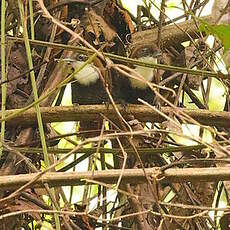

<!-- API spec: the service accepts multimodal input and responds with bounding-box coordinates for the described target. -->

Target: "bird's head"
[66,54,100,86]
[131,44,161,59]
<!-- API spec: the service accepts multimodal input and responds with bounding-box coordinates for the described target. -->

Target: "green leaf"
[199,19,230,51]
[199,19,215,35]
[212,24,230,51]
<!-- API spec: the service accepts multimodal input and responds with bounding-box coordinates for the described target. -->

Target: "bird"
[120,43,161,104]
[70,53,110,105]
[68,53,114,138]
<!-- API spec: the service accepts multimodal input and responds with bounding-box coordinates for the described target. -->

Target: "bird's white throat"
[129,56,157,90]
[72,61,100,86]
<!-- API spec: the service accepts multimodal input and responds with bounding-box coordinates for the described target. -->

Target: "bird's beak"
[54,58,77,63]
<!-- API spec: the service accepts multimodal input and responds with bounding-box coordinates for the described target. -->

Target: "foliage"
[200,19,230,51]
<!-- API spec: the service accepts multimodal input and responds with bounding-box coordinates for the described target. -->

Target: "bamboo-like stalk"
[28,0,35,40]
[17,1,61,228]
[10,141,224,157]
[8,37,225,79]
[17,0,49,180]
[0,0,6,158]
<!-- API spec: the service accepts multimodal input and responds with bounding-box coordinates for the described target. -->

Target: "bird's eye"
[142,47,149,52]
[78,54,88,61]
[99,34,105,42]
[138,47,149,57]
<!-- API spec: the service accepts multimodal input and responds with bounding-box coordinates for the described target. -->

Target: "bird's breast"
[72,61,100,86]
[129,56,157,90]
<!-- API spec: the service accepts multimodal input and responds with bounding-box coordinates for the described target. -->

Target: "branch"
[3,105,230,127]
[8,37,221,78]
[131,15,214,47]
[1,167,230,190]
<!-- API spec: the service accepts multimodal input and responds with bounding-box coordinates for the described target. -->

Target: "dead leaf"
[82,9,117,45]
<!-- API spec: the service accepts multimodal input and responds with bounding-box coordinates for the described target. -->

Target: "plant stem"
[17,1,61,229]
[0,0,6,159]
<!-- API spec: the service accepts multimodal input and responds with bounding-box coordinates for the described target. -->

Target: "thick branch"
[131,15,214,47]
[1,167,230,190]
[3,105,230,128]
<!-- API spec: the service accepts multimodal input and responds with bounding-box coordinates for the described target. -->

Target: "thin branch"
[8,37,227,79]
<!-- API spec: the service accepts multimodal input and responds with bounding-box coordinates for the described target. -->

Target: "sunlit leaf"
[200,19,230,51]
